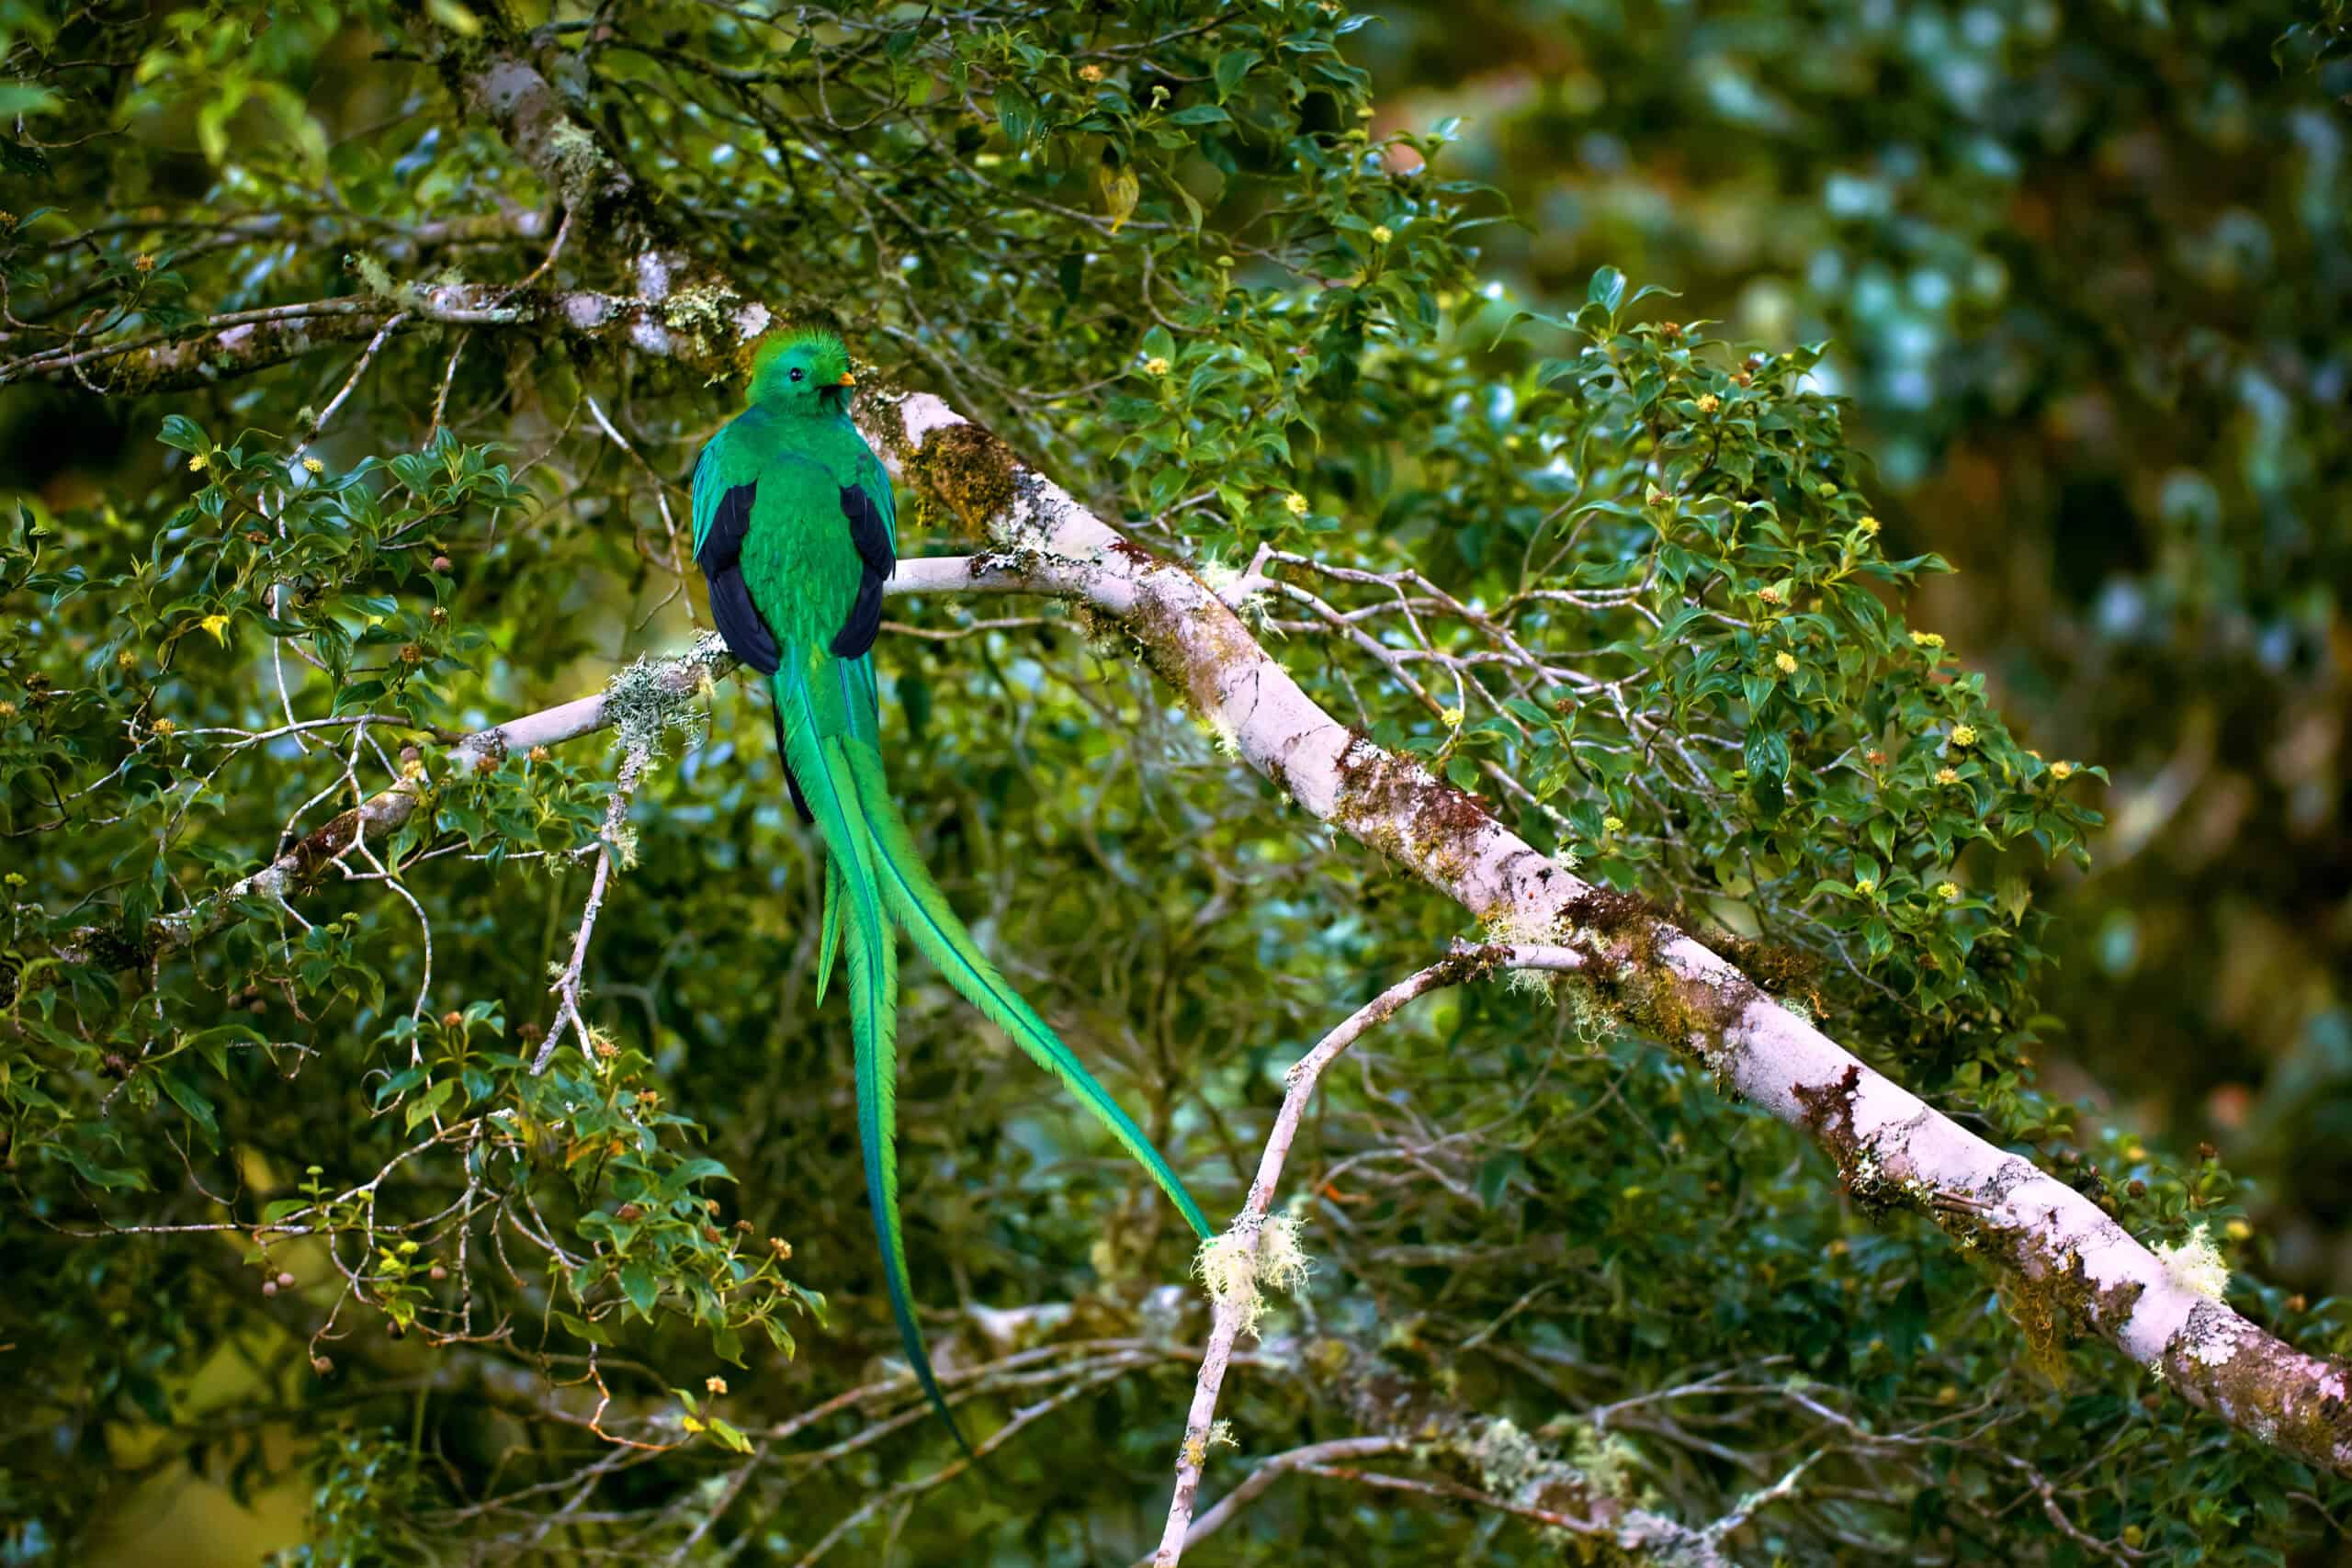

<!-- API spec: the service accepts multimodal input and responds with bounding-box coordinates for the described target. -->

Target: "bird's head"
[746,330,856,412]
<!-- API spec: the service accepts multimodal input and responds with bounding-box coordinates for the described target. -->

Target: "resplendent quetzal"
[690,330,1212,1450]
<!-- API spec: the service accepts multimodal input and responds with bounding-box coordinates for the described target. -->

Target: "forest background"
[3,1,2350,1564]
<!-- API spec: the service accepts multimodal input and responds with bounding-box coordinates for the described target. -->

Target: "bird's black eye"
[789,367,805,383]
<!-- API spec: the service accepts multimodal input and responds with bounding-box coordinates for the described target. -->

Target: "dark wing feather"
[695,482,781,675]
[828,482,897,659]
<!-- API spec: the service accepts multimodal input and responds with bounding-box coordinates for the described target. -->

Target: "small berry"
[429,1264,447,1280]
[431,555,452,573]
[262,1280,278,1297]
[616,1203,643,1222]
[441,1010,463,1030]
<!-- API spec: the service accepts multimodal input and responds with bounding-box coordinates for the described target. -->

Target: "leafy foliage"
[1,2,2346,1564]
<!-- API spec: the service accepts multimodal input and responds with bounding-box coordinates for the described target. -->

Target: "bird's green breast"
[718,411,880,651]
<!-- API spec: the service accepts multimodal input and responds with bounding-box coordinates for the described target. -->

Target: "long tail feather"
[814,858,844,1007]
[772,667,976,1458]
[840,741,1213,1240]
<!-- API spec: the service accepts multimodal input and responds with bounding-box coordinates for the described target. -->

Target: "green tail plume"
[840,744,1212,1240]
[773,651,1212,1458]
[772,665,974,1457]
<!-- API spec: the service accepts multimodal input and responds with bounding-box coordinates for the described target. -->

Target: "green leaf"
[620,1260,659,1317]
[1214,50,1259,98]
[159,1069,220,1145]
[1587,265,1626,313]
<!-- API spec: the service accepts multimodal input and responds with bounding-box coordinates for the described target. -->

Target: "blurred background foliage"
[1354,0,2352,1280]
[1,1,2349,1564]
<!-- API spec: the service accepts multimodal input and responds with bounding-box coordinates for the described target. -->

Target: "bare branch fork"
[1151,942,1589,1566]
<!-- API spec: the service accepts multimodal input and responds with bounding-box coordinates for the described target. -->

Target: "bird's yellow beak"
[836,370,856,387]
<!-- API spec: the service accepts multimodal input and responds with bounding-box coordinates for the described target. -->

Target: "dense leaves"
[2,2,2346,1565]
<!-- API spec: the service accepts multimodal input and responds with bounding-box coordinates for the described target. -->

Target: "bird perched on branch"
[690,330,1212,1451]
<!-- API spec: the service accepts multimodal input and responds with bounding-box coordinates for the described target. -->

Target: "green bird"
[690,330,1212,1451]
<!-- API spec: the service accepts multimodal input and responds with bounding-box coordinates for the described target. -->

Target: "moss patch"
[907,421,1018,532]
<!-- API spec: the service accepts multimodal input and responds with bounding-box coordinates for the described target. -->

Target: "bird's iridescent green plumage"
[691,331,1210,1453]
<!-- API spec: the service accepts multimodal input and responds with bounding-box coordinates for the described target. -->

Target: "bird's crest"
[746,328,853,405]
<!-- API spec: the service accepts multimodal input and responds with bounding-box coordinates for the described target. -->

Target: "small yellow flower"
[1144,355,1170,378]
[152,717,177,739]
[2050,760,2075,781]
[1817,481,1838,498]
[1909,629,1945,649]
[0,211,16,228]
[1936,766,1959,785]
[133,254,156,273]
[1601,815,1624,834]
[0,701,16,720]
[1936,881,1960,902]
[1283,492,1308,517]
[1854,877,1876,895]
[1077,63,1104,82]
[1369,224,1393,245]
[199,614,231,644]
[302,457,324,475]
[2223,1218,2252,1241]
[1857,515,1881,536]
[705,1375,729,1396]
[1695,393,1719,413]
[1950,725,1977,748]
[1440,705,1464,728]
[1757,585,1783,605]
[115,649,138,670]
[187,453,208,472]
[1774,651,1798,675]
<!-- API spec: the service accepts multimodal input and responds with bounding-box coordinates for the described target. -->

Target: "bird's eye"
[789,367,805,383]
